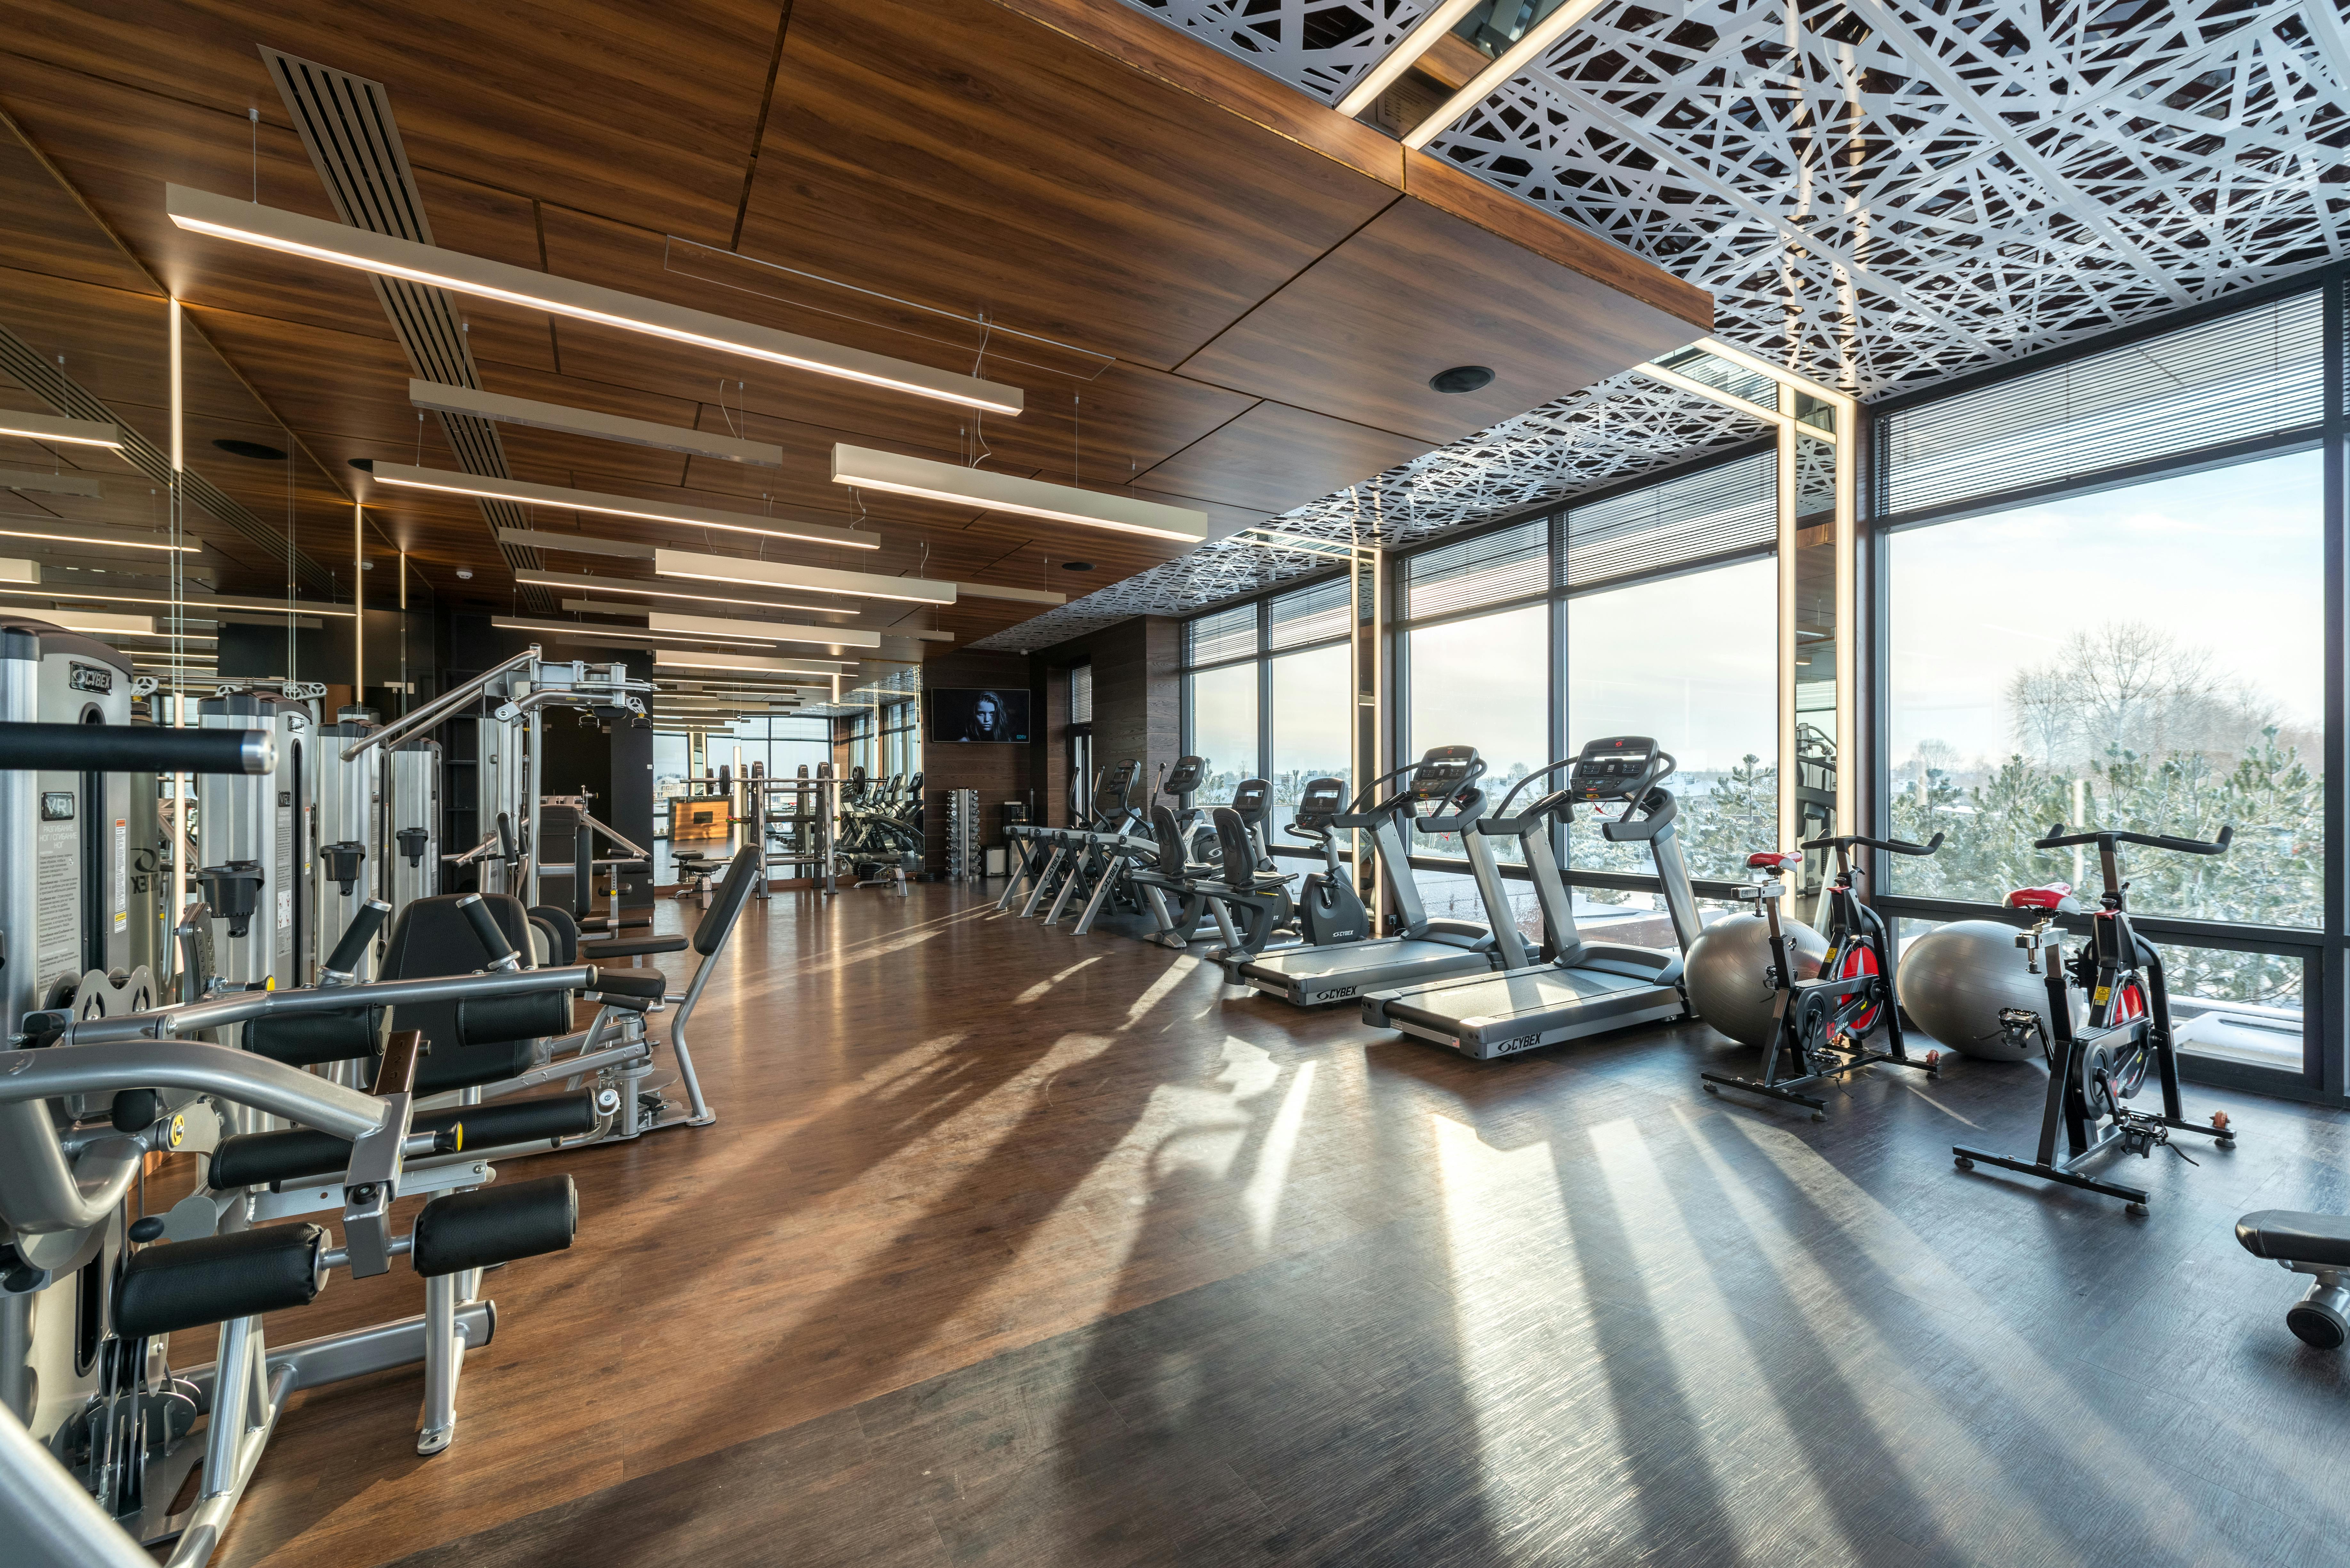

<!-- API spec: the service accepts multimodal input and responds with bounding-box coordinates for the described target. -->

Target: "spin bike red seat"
[2005,884,2079,912]
[1747,852,1802,870]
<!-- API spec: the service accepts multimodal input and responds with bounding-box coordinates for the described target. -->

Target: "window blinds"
[1881,288,2325,520]
[1184,601,1259,668]
[1565,451,1776,591]
[1269,576,1351,649]
[1069,663,1092,725]
[1402,518,1547,621]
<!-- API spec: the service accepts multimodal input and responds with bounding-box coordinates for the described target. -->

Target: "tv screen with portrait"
[928,687,1031,744]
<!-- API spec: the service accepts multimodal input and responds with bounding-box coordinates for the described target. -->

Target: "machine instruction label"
[113,817,128,933]
[35,788,79,1003]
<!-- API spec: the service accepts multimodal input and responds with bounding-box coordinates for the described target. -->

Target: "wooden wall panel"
[916,650,1033,873]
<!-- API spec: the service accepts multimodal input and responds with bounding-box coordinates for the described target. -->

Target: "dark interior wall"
[1028,616,1181,826]
[917,650,1035,873]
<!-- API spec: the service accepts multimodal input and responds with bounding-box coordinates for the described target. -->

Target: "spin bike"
[1702,830,1944,1118]
[1953,823,2238,1213]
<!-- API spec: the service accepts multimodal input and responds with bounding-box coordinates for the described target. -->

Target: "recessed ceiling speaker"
[349,458,375,472]
[1429,365,1494,394]
[212,438,287,461]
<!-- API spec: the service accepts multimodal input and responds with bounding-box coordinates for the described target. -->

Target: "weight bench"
[2236,1209,2350,1348]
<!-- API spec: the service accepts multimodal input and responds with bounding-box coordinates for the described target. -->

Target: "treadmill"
[1232,745,1525,1006]
[1362,736,1702,1060]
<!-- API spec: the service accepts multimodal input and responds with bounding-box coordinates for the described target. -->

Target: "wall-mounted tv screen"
[928,687,1030,744]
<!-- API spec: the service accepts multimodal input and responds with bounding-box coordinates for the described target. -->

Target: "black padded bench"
[2237,1208,2350,1348]
[211,1094,601,1190]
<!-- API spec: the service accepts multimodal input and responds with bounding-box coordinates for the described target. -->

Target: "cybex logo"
[68,661,113,694]
[1320,986,1357,1000]
[1495,1035,1544,1053]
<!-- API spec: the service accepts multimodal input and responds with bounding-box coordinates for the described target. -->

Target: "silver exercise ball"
[1895,919,2075,1061]
[1685,913,1828,1048]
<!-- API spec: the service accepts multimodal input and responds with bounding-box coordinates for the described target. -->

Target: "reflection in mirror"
[1793,429,1837,902]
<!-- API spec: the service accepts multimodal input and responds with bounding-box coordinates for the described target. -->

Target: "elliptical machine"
[1701,831,1943,1119]
[1952,822,2239,1213]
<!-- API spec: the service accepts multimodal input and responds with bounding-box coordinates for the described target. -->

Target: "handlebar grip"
[495,812,517,860]
[454,893,515,963]
[324,899,393,975]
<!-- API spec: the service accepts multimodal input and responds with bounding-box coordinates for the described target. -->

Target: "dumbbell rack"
[945,788,983,883]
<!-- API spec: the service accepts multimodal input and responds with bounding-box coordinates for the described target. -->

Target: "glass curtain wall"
[1876,281,2339,1091]
[1182,587,1356,811]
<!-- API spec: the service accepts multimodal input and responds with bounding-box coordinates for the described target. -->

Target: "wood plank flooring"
[201,883,2350,1568]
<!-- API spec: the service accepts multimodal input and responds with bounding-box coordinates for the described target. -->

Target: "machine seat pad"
[210,1094,599,1190]
[416,1035,539,1095]
[2236,1210,2350,1268]
[2006,884,2079,912]
[590,971,668,999]
[116,1222,326,1338]
[580,935,689,959]
[412,1175,578,1277]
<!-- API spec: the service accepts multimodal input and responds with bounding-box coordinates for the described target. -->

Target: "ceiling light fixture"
[1401,0,1608,150]
[830,444,1206,543]
[652,548,956,606]
[0,528,199,554]
[1429,365,1494,393]
[409,380,784,465]
[1333,0,1487,116]
[954,580,1067,605]
[367,462,878,550]
[489,616,777,649]
[0,583,354,617]
[36,612,156,637]
[166,185,1025,415]
[0,467,103,498]
[518,569,849,616]
[647,611,880,649]
[652,648,849,677]
[0,411,123,450]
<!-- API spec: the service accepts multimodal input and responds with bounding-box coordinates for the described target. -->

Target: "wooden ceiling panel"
[1179,196,1704,446]
[0,59,401,336]
[952,360,1260,486]
[1132,402,1428,516]
[2,2,783,244]
[0,118,160,299]
[737,0,1400,370]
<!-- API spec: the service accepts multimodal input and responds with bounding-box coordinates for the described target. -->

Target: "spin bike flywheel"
[2077,982,2152,1121]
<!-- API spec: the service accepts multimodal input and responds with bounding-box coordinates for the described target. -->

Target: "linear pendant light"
[518,570,847,617]
[166,186,1024,415]
[0,527,198,554]
[647,611,879,649]
[410,380,784,465]
[653,648,849,677]
[0,410,123,449]
[652,547,956,606]
[368,462,877,550]
[830,444,1207,543]
[1401,0,1607,150]
[489,615,777,649]
[1333,0,1487,116]
[0,467,104,497]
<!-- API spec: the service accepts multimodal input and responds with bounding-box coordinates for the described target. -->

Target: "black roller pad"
[209,1094,601,1189]
[580,936,689,960]
[591,971,668,999]
[412,1175,578,1278]
[456,989,573,1048]
[248,1008,383,1068]
[414,1036,537,1096]
[116,1223,326,1338]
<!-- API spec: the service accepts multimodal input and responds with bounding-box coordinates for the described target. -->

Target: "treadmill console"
[1568,737,1662,802]
[1163,755,1206,795]
[1406,746,1480,802]
[1294,776,1347,827]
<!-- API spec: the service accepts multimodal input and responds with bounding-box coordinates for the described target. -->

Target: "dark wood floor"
[204,883,2350,1568]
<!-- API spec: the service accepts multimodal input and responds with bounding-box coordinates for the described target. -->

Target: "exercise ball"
[1685,913,1828,1048]
[1895,920,2075,1060]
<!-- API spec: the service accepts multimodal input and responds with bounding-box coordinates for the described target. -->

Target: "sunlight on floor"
[1243,1060,1316,1249]
[1014,955,1103,1005]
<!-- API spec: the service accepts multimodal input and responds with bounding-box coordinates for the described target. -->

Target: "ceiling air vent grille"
[262,45,547,608]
